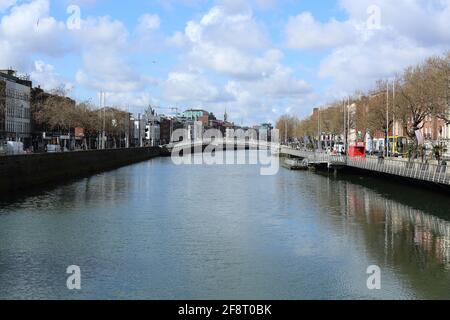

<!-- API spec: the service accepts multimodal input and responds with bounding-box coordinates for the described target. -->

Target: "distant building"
[259,123,273,141]
[145,123,160,146]
[145,108,161,146]
[160,116,184,145]
[182,109,210,125]
[443,122,450,157]
[421,115,445,141]
[145,122,160,146]
[0,70,32,148]
[193,121,203,141]
[130,114,147,147]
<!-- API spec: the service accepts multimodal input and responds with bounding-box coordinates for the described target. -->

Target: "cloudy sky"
[1,0,450,125]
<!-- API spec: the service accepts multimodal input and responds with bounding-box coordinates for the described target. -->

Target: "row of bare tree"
[32,88,131,148]
[277,52,450,149]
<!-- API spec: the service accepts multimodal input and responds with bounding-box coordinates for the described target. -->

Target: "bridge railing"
[348,156,450,185]
[280,148,345,164]
[280,147,450,185]
[309,153,347,164]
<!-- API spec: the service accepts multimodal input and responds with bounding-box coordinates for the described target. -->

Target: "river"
[1,151,450,299]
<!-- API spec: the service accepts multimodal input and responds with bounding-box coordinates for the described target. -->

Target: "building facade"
[0,70,32,148]
[182,109,210,125]
[259,123,274,141]
[160,116,184,144]
[444,122,450,157]
[145,122,161,146]
[131,115,147,147]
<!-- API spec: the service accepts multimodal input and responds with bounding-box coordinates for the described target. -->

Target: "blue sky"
[2,0,450,125]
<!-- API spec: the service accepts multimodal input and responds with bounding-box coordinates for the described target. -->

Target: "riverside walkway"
[280,146,450,187]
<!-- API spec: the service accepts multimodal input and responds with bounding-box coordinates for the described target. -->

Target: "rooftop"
[0,69,32,87]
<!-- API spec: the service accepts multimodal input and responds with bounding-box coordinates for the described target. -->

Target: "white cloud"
[216,0,277,12]
[223,68,314,123]
[188,5,268,49]
[0,0,66,69]
[75,48,155,93]
[31,60,74,92]
[227,66,311,99]
[179,6,286,80]
[0,0,16,12]
[162,71,233,104]
[160,3,314,123]
[103,92,157,110]
[158,0,208,11]
[318,32,439,93]
[72,15,158,97]
[339,0,450,46]
[166,31,189,48]
[288,0,450,51]
[188,45,281,80]
[136,14,161,33]
[72,16,129,50]
[284,0,450,96]
[64,0,98,6]
[285,12,357,50]
[162,4,313,123]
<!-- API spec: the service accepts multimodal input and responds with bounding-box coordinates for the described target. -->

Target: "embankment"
[0,147,161,192]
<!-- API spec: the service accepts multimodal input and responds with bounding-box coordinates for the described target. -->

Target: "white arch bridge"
[162,139,279,154]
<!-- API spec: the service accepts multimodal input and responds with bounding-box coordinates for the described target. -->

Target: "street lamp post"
[392,79,396,156]
[100,91,106,150]
[347,97,350,155]
[343,100,346,154]
[285,120,288,146]
[318,107,321,151]
[386,82,389,157]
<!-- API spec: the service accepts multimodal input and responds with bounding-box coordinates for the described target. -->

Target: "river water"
[1,151,450,300]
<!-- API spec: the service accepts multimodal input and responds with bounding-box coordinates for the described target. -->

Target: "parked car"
[5,141,25,155]
[46,144,62,153]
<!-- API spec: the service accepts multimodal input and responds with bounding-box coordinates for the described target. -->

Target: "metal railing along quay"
[280,147,450,186]
[348,156,450,185]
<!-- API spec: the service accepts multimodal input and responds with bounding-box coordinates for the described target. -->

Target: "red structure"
[348,142,366,157]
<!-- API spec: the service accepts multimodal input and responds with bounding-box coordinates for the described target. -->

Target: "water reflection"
[1,153,450,299]
[320,175,450,299]
[341,179,450,267]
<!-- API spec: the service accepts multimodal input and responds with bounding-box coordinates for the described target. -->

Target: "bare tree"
[276,115,300,143]
[396,61,436,149]
[33,87,77,133]
[365,80,394,140]
[424,54,450,125]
